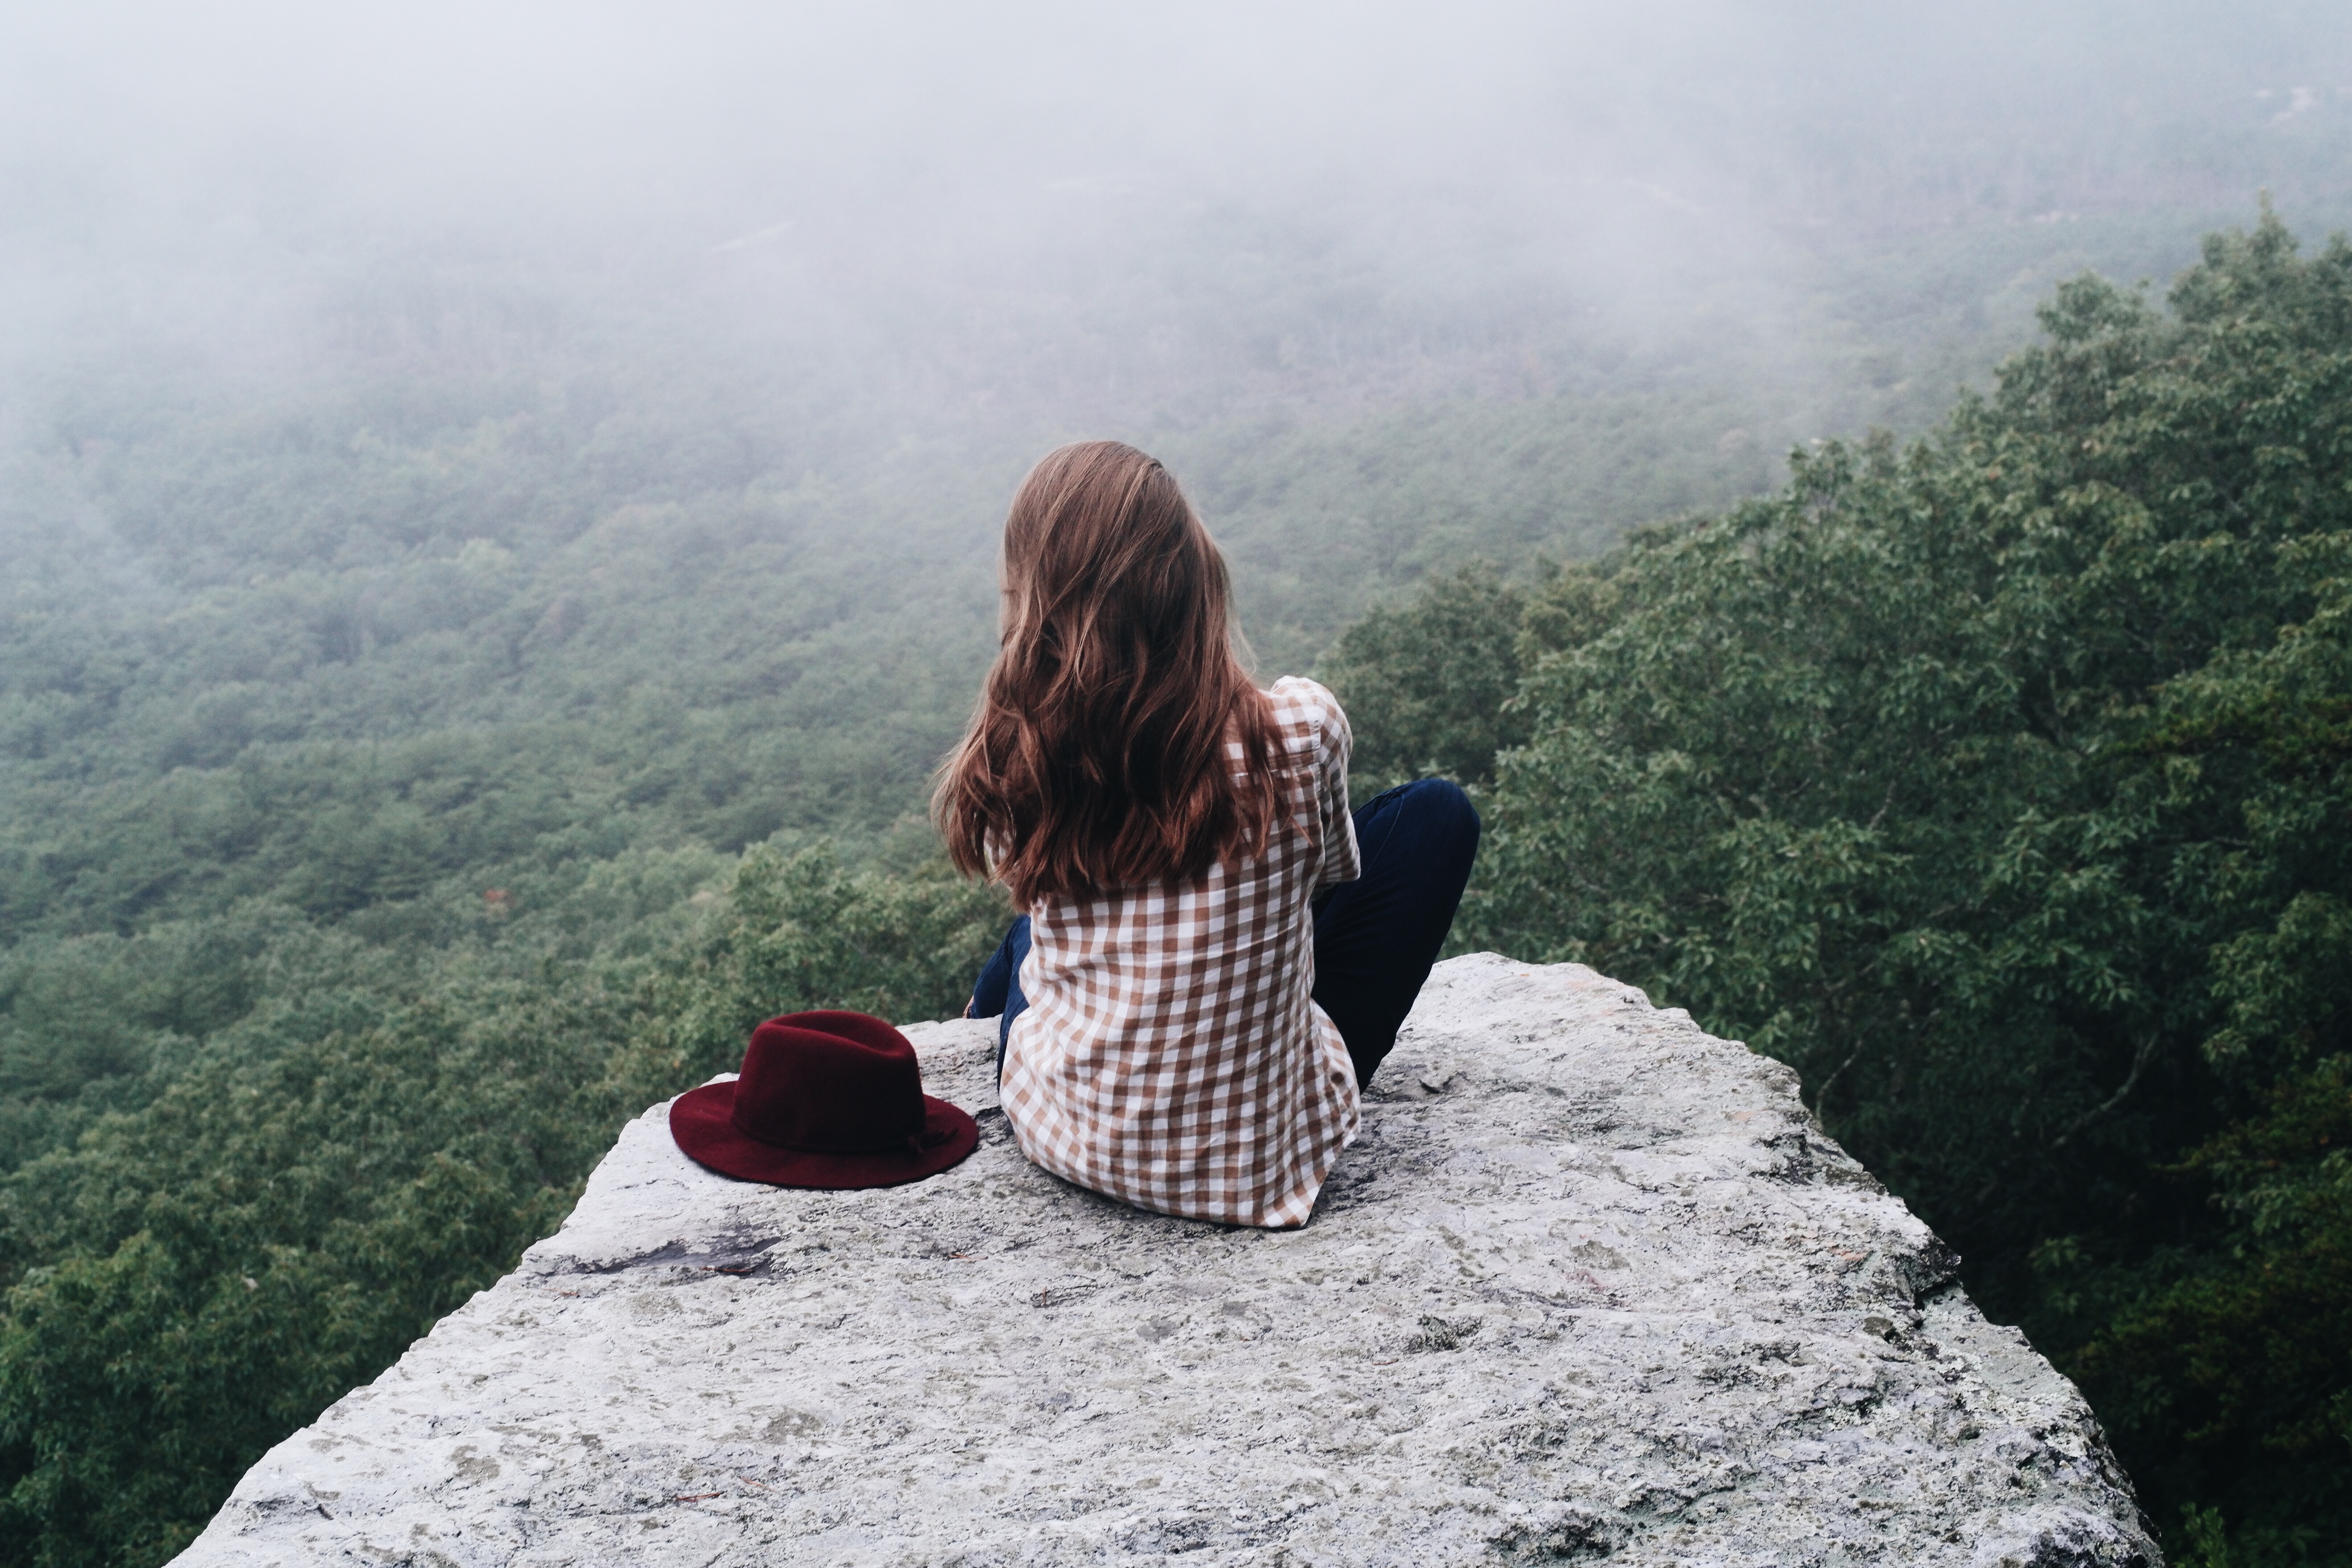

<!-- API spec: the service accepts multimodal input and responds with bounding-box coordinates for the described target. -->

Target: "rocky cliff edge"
[173,954,2158,1567]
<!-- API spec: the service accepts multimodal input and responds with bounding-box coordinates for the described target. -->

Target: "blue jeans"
[968,778,1481,1089]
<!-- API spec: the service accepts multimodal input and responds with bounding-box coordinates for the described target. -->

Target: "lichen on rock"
[172,954,2159,1567]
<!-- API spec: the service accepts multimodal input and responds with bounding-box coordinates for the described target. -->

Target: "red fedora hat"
[669,1010,978,1189]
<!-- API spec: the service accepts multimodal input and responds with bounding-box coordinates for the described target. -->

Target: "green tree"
[1318,561,1531,793]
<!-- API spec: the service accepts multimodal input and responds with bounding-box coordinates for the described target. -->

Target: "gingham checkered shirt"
[999,676,1361,1229]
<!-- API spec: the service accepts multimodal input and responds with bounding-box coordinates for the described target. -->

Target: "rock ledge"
[175,954,2157,1567]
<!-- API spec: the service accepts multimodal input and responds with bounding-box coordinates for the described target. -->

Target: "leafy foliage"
[1315,562,1531,793]
[2075,1058,2352,1565]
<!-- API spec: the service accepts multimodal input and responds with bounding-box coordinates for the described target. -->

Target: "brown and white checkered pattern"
[999,677,1361,1229]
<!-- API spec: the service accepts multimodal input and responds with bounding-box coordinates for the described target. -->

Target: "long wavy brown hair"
[935,441,1278,905]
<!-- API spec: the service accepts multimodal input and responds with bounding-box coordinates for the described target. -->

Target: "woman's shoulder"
[1263,676,1350,754]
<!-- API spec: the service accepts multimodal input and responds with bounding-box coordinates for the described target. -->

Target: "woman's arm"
[1310,682,1360,888]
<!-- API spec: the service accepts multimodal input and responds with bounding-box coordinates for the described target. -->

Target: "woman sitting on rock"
[937,440,1479,1228]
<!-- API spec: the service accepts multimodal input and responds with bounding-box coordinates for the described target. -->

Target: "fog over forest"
[7,0,2348,783]
[3,6,2351,1565]
[11,1,2351,456]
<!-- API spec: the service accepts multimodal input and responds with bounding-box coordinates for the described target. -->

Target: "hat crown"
[731,1011,927,1154]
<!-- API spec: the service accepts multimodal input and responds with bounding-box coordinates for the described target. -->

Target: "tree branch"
[2052,1031,2160,1149]
[1808,1044,1864,1118]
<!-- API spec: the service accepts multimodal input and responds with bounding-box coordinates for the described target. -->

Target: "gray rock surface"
[174,954,2157,1567]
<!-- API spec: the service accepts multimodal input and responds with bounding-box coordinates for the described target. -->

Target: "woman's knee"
[1395,777,1481,855]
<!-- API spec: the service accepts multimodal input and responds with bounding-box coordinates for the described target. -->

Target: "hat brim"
[668,1079,979,1189]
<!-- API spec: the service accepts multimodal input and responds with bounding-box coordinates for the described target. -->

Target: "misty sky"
[3,1,2348,437]
[11,3,2347,256]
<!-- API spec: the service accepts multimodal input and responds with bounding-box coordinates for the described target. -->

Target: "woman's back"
[999,675,1360,1228]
